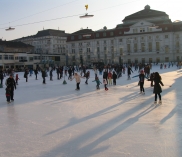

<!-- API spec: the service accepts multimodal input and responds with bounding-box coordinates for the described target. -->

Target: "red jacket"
[108,72,112,78]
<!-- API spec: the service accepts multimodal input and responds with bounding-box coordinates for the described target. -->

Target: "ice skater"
[112,71,117,85]
[153,72,164,105]
[127,66,133,80]
[92,77,102,90]
[108,71,112,85]
[70,72,84,90]
[15,74,20,85]
[103,78,108,91]
[5,85,11,103]
[85,71,90,84]
[132,70,147,94]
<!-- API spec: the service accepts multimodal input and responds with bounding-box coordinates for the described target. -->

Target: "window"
[97,47,100,52]
[149,36,152,39]
[134,44,137,52]
[97,41,99,44]
[87,48,90,53]
[141,37,144,40]
[176,42,180,47]
[71,43,75,47]
[156,36,159,39]
[29,57,33,62]
[165,35,168,39]
[111,40,114,44]
[110,32,114,36]
[135,59,138,63]
[9,55,14,60]
[78,35,82,39]
[176,50,179,53]
[79,49,82,53]
[165,57,169,62]
[156,58,160,63]
[87,42,90,46]
[140,28,145,32]
[141,43,145,52]
[156,42,160,51]
[177,56,180,61]
[111,46,114,52]
[133,29,138,33]
[72,49,75,53]
[103,32,106,37]
[0,55,2,60]
[79,43,82,46]
[127,44,130,53]
[104,40,106,44]
[142,58,145,63]
[148,43,152,52]
[96,33,99,37]
[119,39,122,42]
[120,48,123,55]
[165,27,168,30]
[71,36,74,40]
[104,47,107,51]
[149,58,152,63]
[165,46,169,53]
[4,55,8,60]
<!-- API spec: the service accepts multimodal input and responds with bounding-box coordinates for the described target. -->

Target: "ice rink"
[0,65,182,157]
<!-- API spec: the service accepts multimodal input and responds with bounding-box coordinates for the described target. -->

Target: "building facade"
[14,29,69,66]
[67,5,182,65]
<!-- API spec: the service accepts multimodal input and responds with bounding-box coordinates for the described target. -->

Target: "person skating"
[112,71,117,85]
[5,85,11,103]
[0,69,4,86]
[92,77,102,90]
[132,70,147,94]
[85,71,90,84]
[107,71,112,85]
[70,72,84,90]
[24,69,29,82]
[68,67,72,80]
[127,66,133,80]
[153,72,164,105]
[34,69,38,80]
[103,78,108,91]
[6,74,16,101]
[15,74,20,85]
[42,69,46,84]
[50,69,53,81]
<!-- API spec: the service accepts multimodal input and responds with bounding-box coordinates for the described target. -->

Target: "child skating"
[103,78,108,91]
[132,70,147,94]
[5,85,11,103]
[108,71,112,85]
[92,77,102,90]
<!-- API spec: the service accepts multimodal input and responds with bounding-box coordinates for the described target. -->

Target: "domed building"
[67,5,182,65]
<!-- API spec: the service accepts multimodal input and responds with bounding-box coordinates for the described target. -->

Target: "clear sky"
[0,0,182,41]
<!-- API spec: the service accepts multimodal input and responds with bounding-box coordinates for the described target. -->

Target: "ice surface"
[0,65,182,157]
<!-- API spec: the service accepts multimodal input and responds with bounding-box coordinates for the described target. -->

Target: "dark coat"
[6,78,16,91]
[139,74,145,82]
[112,73,117,80]
[42,71,46,78]
[153,78,164,94]
[127,67,133,75]
[50,70,53,76]
[0,71,4,80]
[103,71,108,79]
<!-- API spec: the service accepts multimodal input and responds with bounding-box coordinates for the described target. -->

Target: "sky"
[0,0,182,41]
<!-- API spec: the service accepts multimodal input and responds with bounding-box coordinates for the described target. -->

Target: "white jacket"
[72,75,83,83]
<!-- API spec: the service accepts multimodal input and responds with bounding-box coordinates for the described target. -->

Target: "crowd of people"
[0,61,177,104]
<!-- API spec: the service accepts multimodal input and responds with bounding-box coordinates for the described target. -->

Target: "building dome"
[145,5,150,10]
